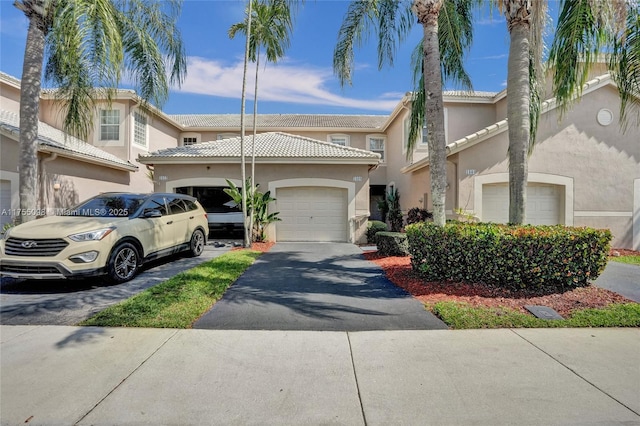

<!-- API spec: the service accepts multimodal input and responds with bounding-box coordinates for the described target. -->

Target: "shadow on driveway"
[194,242,447,331]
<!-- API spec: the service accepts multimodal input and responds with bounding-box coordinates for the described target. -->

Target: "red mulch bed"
[610,248,640,257]
[232,242,274,253]
[364,251,635,317]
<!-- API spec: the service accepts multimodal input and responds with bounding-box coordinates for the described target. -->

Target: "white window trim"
[131,110,148,149]
[366,134,386,162]
[181,132,201,146]
[94,103,125,147]
[327,133,350,147]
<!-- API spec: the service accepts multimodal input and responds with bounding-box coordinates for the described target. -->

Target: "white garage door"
[482,183,561,225]
[276,187,348,242]
[1,180,12,229]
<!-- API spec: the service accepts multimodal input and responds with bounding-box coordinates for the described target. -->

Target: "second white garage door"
[276,187,348,242]
[482,183,562,225]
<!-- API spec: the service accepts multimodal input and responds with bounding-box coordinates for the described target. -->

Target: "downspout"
[39,152,57,216]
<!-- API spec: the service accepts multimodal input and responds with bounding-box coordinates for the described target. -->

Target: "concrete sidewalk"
[1,326,638,425]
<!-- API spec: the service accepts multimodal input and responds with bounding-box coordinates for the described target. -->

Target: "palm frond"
[609,2,640,129]
[437,0,475,91]
[333,0,413,86]
[548,0,608,116]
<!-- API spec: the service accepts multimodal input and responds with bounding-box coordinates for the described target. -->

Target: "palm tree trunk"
[249,52,260,243]
[239,0,253,248]
[416,0,447,227]
[18,17,46,224]
[506,16,530,224]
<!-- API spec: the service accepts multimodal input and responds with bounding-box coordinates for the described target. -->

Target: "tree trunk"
[506,12,530,224]
[18,18,46,224]
[415,0,447,227]
[239,0,253,248]
[249,52,260,243]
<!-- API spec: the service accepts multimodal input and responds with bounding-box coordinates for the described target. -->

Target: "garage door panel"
[276,187,347,242]
[482,183,561,225]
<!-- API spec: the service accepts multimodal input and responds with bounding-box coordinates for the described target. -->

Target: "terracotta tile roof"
[139,132,381,163]
[0,109,138,171]
[168,114,388,129]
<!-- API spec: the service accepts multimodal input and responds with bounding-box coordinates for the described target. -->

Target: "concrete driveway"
[0,243,232,325]
[194,242,447,331]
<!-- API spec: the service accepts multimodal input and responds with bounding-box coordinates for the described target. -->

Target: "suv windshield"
[64,194,145,217]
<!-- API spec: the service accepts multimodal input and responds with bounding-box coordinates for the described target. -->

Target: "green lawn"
[609,255,640,266]
[80,250,261,328]
[429,301,640,329]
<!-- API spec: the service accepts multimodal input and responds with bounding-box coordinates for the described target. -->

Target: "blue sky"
[0,1,554,115]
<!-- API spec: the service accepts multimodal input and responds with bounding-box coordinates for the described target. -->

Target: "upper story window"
[100,109,120,141]
[133,112,147,147]
[367,135,386,161]
[328,134,350,146]
[181,132,201,146]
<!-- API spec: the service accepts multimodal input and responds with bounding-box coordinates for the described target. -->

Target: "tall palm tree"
[334,0,477,227]
[499,0,639,224]
[14,0,186,223]
[229,0,294,243]
[497,0,547,224]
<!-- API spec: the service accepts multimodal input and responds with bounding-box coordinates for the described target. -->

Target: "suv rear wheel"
[106,242,140,283]
[189,229,205,257]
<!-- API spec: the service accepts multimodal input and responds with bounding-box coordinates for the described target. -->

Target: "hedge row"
[376,232,409,256]
[366,220,388,244]
[405,222,611,291]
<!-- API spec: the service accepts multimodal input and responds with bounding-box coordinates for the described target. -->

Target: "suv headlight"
[69,227,115,242]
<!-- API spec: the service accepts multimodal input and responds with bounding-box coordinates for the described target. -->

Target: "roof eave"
[138,156,379,166]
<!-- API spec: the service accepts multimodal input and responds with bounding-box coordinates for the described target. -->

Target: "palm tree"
[14,0,186,223]
[497,0,547,224]
[229,0,294,243]
[334,0,477,227]
[499,0,639,224]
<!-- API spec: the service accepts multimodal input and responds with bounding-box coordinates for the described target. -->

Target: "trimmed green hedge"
[406,222,611,291]
[366,220,388,244]
[376,232,409,256]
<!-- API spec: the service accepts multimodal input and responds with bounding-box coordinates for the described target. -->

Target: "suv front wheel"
[189,229,205,257]
[106,242,140,283]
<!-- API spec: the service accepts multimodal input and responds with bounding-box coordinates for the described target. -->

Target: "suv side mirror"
[143,209,162,218]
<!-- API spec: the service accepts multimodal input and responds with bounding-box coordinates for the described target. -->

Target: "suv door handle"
[166,220,173,225]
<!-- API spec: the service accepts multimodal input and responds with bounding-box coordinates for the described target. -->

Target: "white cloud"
[501,80,507,87]
[471,54,508,61]
[173,56,400,112]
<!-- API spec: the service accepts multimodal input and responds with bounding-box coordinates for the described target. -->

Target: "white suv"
[0,193,209,283]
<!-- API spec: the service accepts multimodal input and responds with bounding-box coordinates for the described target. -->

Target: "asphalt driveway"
[194,242,447,331]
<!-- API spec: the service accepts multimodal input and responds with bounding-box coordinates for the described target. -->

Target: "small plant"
[406,207,432,225]
[366,220,388,244]
[454,208,477,223]
[386,187,403,232]
[1,220,16,235]
[225,178,281,242]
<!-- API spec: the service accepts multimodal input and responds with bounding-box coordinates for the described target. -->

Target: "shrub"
[366,220,388,244]
[406,207,433,225]
[406,222,611,292]
[386,188,403,232]
[376,231,409,257]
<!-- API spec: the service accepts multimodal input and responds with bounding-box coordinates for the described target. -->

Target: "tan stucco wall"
[150,162,371,243]
[451,84,639,248]
[0,83,21,112]
[445,103,497,142]
[1,135,137,216]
